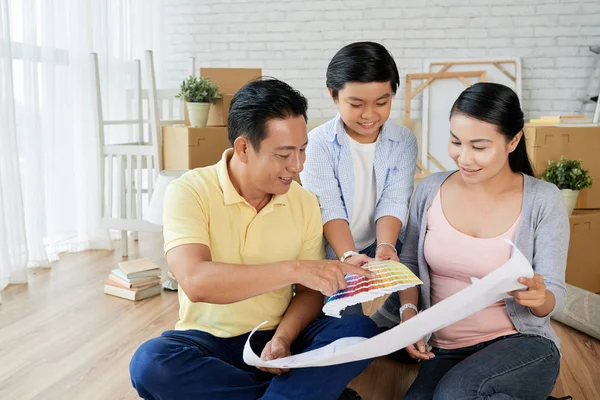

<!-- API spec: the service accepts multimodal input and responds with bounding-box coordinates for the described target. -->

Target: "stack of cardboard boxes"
[163,68,262,170]
[525,125,600,293]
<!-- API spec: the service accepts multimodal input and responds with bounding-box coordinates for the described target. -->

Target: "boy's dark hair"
[326,41,400,99]
[227,77,308,150]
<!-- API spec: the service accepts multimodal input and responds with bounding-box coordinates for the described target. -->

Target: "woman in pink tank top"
[371,83,568,400]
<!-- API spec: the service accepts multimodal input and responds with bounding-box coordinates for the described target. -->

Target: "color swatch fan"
[323,260,422,318]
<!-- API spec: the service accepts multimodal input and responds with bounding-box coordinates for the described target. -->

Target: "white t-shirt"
[348,136,377,251]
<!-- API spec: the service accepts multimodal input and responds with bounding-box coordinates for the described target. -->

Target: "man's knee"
[130,337,174,394]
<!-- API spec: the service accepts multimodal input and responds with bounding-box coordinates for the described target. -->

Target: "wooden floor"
[1,232,599,400]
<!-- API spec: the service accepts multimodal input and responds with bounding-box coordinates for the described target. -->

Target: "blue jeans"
[342,239,403,316]
[129,314,378,400]
[404,333,560,400]
[378,290,401,321]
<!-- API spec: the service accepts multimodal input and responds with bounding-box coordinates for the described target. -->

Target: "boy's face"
[331,81,393,144]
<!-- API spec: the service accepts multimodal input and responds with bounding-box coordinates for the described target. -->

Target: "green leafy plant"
[541,156,593,191]
[176,76,220,104]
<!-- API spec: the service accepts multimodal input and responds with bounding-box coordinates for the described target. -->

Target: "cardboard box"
[162,126,231,170]
[207,94,234,127]
[524,125,600,209]
[567,210,600,293]
[200,68,262,95]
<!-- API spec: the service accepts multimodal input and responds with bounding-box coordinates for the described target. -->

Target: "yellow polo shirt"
[163,149,325,338]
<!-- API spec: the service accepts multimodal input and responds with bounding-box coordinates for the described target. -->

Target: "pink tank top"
[425,190,520,349]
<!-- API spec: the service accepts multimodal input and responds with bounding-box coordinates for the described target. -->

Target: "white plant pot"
[187,102,211,127]
[561,189,579,215]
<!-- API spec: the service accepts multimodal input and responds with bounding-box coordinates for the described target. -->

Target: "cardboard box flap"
[200,68,262,95]
[207,94,234,127]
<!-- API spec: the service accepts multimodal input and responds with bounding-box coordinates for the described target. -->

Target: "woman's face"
[448,113,521,184]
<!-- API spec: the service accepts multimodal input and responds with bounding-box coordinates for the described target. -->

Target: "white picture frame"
[422,57,522,172]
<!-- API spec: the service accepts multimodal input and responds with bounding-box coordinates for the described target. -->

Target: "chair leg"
[130,175,139,242]
[121,230,129,258]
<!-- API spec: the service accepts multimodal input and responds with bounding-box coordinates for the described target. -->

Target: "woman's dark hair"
[228,77,308,150]
[450,82,534,176]
[326,41,400,99]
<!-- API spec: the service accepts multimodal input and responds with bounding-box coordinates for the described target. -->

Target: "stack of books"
[103,258,162,301]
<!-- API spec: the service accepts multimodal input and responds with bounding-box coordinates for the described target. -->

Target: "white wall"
[165,0,600,120]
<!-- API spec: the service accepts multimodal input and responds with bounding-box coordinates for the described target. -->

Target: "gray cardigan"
[402,171,569,349]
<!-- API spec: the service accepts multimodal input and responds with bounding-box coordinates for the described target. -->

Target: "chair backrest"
[124,87,184,145]
[90,52,161,233]
[145,50,195,171]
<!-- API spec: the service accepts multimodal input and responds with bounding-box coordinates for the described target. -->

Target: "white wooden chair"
[92,52,196,258]
[143,51,196,289]
[145,51,199,172]
[91,53,162,258]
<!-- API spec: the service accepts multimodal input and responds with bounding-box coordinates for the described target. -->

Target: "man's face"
[246,116,308,196]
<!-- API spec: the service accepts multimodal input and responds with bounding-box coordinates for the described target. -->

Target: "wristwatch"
[340,250,360,263]
[399,303,419,322]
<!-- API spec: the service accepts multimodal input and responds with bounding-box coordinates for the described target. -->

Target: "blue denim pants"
[404,333,560,400]
[129,314,378,400]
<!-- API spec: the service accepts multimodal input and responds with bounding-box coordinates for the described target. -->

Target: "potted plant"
[541,156,593,215]
[176,76,220,127]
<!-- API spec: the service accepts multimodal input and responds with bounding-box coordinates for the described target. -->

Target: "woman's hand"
[401,308,435,361]
[510,274,546,308]
[509,273,554,317]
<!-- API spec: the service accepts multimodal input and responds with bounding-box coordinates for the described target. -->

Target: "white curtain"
[0,0,27,289]
[0,0,166,290]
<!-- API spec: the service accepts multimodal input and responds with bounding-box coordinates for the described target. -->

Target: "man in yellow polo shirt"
[129,78,378,400]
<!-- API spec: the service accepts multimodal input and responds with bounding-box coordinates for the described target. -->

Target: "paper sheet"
[243,241,533,368]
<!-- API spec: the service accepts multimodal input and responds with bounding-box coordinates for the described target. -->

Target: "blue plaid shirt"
[300,114,418,260]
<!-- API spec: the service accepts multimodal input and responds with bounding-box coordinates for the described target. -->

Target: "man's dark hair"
[227,77,308,150]
[326,41,400,99]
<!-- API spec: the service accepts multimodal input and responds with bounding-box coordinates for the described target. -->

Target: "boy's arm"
[374,216,402,260]
[374,133,417,228]
[301,135,362,259]
[323,219,358,258]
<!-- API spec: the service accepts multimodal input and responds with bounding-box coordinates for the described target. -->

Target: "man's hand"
[375,245,399,262]
[294,260,375,297]
[258,336,292,375]
[401,308,434,361]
